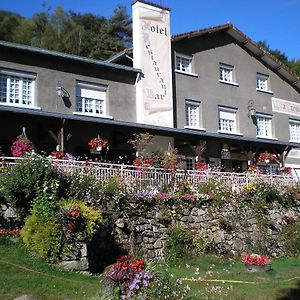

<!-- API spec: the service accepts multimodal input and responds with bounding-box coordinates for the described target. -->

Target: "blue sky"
[1,0,299,60]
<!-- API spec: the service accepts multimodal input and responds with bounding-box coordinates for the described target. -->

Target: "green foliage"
[103,176,127,197]
[60,200,104,237]
[193,231,216,255]
[198,180,232,205]
[66,172,103,203]
[31,178,60,219]
[21,214,63,263]
[253,181,283,204]
[281,220,300,256]
[0,5,132,60]
[164,225,193,264]
[0,155,62,220]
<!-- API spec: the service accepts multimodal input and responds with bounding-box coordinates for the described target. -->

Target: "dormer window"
[176,54,192,74]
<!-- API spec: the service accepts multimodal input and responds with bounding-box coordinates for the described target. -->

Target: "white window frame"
[175,53,192,74]
[0,68,36,108]
[185,100,201,128]
[289,119,300,142]
[74,81,112,118]
[219,63,239,86]
[218,106,238,134]
[256,73,273,94]
[256,114,273,139]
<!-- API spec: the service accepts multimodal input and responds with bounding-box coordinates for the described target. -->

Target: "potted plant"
[11,128,34,157]
[241,253,271,272]
[88,136,109,152]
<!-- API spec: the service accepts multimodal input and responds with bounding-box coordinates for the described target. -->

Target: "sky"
[0,0,299,60]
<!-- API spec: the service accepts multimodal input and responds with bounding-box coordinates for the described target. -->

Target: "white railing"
[1,156,297,192]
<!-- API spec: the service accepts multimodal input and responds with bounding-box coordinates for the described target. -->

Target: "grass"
[1,236,300,300]
[0,236,100,300]
[159,255,300,300]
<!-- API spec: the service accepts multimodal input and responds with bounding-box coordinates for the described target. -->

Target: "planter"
[245,264,271,272]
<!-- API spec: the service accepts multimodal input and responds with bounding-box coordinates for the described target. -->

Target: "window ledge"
[73,112,114,119]
[184,126,206,131]
[289,140,300,143]
[175,70,198,78]
[219,80,239,87]
[256,136,278,141]
[0,102,41,110]
[218,130,243,136]
[256,88,274,95]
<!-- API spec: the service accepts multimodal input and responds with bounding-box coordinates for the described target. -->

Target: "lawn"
[160,255,300,300]
[0,237,100,300]
[1,236,300,300]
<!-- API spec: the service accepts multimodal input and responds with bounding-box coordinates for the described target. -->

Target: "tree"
[0,5,132,61]
[258,40,300,77]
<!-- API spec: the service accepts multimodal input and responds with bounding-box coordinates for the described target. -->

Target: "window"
[218,107,237,133]
[176,54,192,73]
[0,69,35,107]
[76,82,107,116]
[256,73,270,92]
[257,115,272,138]
[185,100,200,127]
[290,120,300,142]
[219,63,234,83]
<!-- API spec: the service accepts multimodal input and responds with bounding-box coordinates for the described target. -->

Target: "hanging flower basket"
[11,128,34,157]
[257,151,276,164]
[88,137,109,151]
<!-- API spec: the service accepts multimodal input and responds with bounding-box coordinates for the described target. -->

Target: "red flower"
[51,151,65,159]
[195,161,208,171]
[242,254,270,266]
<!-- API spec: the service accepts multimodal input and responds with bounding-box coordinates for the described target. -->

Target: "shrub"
[281,219,300,256]
[59,200,104,239]
[21,214,63,263]
[0,155,62,220]
[31,178,60,219]
[164,225,193,264]
[198,180,232,205]
[252,181,283,204]
[66,173,103,204]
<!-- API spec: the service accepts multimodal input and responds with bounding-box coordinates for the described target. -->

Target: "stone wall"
[111,202,300,259]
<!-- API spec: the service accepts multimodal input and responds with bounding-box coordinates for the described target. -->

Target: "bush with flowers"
[21,199,104,263]
[103,254,189,299]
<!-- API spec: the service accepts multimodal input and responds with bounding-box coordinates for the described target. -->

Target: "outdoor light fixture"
[248,100,256,118]
[56,82,70,98]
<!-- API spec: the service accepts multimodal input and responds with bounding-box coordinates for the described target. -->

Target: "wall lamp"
[248,100,256,118]
[56,82,70,98]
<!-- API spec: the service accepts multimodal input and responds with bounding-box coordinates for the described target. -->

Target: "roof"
[0,40,142,74]
[1,104,298,149]
[172,23,300,92]
[108,23,300,92]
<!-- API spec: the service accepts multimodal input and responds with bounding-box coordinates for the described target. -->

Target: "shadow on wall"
[87,223,126,274]
[277,280,300,300]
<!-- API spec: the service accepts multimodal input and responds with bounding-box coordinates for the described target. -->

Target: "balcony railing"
[2,156,296,193]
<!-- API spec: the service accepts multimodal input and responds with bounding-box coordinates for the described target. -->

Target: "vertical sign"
[132,1,173,127]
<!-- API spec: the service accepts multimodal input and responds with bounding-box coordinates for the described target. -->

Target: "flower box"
[242,254,271,272]
[244,264,271,272]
